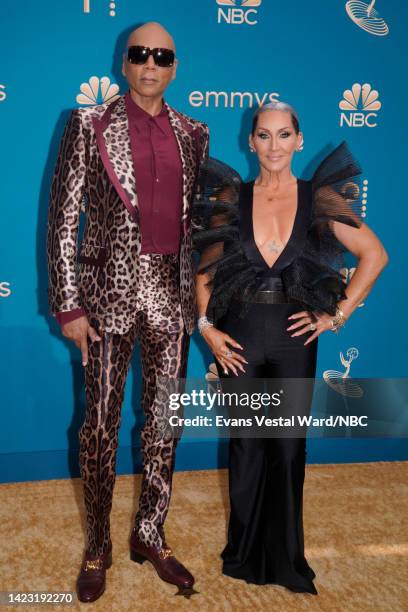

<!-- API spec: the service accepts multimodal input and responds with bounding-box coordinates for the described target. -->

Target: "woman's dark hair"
[251,101,300,135]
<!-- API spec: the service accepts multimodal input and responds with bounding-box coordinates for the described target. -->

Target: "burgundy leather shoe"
[129,529,194,589]
[76,541,112,603]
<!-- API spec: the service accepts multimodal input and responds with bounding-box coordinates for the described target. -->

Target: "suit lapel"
[92,97,198,232]
[166,103,196,235]
[92,96,139,223]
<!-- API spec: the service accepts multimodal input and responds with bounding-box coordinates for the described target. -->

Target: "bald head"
[122,21,178,108]
[126,22,176,52]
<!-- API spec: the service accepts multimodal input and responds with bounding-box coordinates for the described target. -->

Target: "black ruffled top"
[192,141,363,324]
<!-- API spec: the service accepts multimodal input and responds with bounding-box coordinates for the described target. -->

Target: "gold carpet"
[1,462,407,611]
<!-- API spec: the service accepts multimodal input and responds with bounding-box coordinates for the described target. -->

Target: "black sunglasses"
[127,45,175,68]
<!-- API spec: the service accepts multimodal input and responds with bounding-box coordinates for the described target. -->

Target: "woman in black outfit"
[192,101,388,594]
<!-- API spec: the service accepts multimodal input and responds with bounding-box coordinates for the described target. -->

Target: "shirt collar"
[125,90,169,134]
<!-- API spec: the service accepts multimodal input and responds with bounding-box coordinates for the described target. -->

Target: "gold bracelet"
[330,307,346,333]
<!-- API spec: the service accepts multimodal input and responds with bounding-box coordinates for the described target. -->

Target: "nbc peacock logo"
[217,0,261,4]
[345,0,389,36]
[76,76,120,106]
[339,83,381,128]
[216,0,262,26]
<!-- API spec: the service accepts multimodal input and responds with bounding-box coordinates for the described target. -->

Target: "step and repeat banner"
[1,1,407,481]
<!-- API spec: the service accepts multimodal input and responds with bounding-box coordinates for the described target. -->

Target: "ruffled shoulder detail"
[281,141,364,314]
[192,159,262,322]
[311,139,363,230]
[191,158,241,250]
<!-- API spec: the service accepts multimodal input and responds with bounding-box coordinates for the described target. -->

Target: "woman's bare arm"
[333,220,389,318]
[289,220,389,343]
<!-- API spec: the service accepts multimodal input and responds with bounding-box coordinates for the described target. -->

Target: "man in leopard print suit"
[47,23,209,602]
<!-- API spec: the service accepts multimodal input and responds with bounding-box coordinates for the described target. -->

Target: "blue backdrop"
[1,0,407,483]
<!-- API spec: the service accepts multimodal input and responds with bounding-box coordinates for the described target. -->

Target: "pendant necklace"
[267,239,286,253]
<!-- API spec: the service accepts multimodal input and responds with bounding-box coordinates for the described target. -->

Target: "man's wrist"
[56,308,86,326]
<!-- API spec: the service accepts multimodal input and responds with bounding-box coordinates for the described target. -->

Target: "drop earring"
[296,138,304,152]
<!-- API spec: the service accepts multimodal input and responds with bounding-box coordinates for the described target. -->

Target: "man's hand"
[61,316,101,366]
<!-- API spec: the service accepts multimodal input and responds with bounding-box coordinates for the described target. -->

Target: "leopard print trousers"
[78,254,190,556]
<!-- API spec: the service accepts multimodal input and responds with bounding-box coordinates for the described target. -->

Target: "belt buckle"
[149,253,178,261]
[252,290,287,304]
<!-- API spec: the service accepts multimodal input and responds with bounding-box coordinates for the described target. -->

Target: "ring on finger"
[309,322,316,331]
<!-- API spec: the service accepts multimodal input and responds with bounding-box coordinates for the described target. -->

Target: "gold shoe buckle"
[84,558,103,571]
[158,547,173,560]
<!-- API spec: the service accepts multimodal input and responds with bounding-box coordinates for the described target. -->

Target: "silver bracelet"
[197,315,213,335]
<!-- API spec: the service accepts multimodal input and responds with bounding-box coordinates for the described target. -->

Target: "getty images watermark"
[168,388,368,433]
[158,378,408,439]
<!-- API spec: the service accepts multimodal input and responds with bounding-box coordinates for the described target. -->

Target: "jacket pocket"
[77,241,107,267]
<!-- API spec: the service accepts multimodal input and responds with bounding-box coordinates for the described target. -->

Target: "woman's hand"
[287,310,340,345]
[201,326,247,376]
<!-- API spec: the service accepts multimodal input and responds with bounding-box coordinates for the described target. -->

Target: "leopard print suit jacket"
[47,95,209,335]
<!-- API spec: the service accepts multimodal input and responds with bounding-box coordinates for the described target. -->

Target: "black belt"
[239,277,299,304]
[141,253,179,261]
[240,291,297,304]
